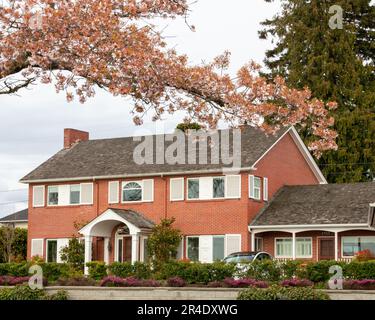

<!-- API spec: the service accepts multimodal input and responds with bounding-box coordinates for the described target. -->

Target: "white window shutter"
[249,175,255,199]
[58,185,70,206]
[108,181,119,204]
[263,177,268,201]
[142,179,154,202]
[200,177,213,199]
[33,186,45,207]
[80,183,93,205]
[57,239,70,263]
[170,178,184,201]
[176,239,184,260]
[225,234,241,256]
[225,175,241,198]
[198,236,213,263]
[31,239,44,257]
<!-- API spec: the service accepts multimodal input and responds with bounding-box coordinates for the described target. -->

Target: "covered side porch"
[249,224,375,262]
[79,208,155,274]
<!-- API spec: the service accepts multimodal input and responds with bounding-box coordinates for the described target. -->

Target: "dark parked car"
[223,251,272,263]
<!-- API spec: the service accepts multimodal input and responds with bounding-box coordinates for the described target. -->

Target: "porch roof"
[250,182,375,228]
[108,208,155,229]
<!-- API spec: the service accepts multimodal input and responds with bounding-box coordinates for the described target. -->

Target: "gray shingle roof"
[251,183,375,226]
[20,126,289,182]
[110,208,155,229]
[0,209,28,222]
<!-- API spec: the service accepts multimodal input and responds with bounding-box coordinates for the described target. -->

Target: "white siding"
[31,239,44,257]
[32,186,45,207]
[263,177,269,201]
[225,234,241,256]
[225,175,241,198]
[170,178,184,201]
[57,239,70,263]
[142,179,154,202]
[58,185,70,206]
[108,181,119,204]
[80,183,93,205]
[199,177,213,200]
[199,236,213,263]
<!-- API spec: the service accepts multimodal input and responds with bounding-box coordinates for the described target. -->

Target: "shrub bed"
[343,279,375,290]
[100,276,160,287]
[0,285,68,300]
[280,279,314,287]
[237,285,330,300]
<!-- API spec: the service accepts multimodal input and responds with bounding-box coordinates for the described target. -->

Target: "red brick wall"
[26,131,322,260]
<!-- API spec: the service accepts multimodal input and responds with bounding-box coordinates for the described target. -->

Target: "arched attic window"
[123,182,142,202]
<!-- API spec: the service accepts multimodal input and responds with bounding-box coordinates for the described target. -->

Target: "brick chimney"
[64,128,89,149]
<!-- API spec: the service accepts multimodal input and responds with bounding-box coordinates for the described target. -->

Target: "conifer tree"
[260,0,375,182]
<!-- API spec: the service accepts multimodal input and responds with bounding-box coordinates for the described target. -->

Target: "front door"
[319,238,335,260]
[123,237,132,262]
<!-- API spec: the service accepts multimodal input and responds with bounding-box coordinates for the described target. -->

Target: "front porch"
[249,225,375,262]
[79,208,155,274]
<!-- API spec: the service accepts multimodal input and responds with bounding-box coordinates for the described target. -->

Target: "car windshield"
[224,254,256,263]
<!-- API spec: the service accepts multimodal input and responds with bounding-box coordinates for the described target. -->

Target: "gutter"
[19,167,256,184]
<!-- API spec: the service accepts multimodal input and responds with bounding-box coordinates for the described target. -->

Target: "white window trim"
[142,179,154,203]
[225,175,242,199]
[170,178,184,202]
[108,181,120,204]
[255,237,263,251]
[121,180,154,203]
[79,183,94,205]
[212,177,226,200]
[47,185,59,207]
[275,237,313,259]
[249,175,261,200]
[341,236,375,258]
[31,238,44,257]
[32,185,45,208]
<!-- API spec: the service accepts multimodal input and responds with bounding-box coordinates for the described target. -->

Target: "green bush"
[86,262,107,280]
[237,285,330,300]
[108,262,135,278]
[157,261,236,284]
[39,263,74,282]
[0,262,30,277]
[343,261,375,280]
[246,260,282,282]
[305,260,344,283]
[0,285,68,300]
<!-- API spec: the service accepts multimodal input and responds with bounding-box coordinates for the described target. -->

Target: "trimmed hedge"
[237,285,330,300]
[0,285,68,300]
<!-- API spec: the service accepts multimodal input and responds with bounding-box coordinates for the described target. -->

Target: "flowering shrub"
[354,250,375,262]
[223,278,268,288]
[343,280,375,290]
[167,277,186,287]
[100,276,160,287]
[0,276,29,286]
[281,279,314,287]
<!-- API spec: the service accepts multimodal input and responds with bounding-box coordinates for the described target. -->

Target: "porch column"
[251,231,256,251]
[292,232,296,260]
[334,231,339,261]
[104,237,110,265]
[131,233,140,264]
[84,235,93,275]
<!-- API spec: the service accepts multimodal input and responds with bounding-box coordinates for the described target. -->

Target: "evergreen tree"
[260,0,375,182]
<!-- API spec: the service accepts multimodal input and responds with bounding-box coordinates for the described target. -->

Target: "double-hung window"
[275,238,292,258]
[187,237,200,262]
[275,238,312,258]
[69,185,81,204]
[213,177,225,198]
[188,179,200,199]
[296,238,312,258]
[48,186,59,206]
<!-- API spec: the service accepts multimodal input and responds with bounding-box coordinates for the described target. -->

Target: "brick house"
[20,126,375,272]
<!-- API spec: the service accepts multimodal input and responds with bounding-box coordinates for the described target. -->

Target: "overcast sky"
[0,0,281,217]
